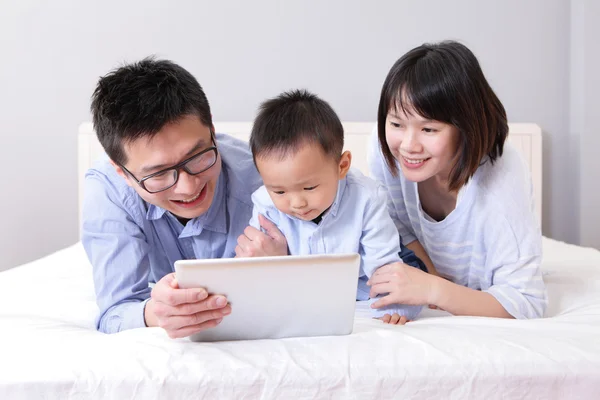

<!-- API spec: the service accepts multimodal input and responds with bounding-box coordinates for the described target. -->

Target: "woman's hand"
[367,261,440,308]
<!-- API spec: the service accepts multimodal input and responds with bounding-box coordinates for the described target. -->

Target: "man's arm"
[81,171,153,333]
[83,170,230,336]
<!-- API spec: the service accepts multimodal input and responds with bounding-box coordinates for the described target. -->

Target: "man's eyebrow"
[139,138,208,174]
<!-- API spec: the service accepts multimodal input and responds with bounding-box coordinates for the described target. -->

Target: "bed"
[1,122,598,399]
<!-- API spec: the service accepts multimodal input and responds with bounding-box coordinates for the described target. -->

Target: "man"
[82,57,287,337]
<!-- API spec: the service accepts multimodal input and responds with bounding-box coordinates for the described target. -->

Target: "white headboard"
[78,122,542,229]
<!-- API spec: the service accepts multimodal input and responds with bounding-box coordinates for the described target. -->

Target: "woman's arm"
[405,240,440,277]
[403,243,515,317]
[369,241,544,319]
[368,262,513,318]
[432,277,513,318]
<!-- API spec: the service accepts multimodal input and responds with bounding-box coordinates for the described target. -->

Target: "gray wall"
[0,0,596,271]
[574,0,600,249]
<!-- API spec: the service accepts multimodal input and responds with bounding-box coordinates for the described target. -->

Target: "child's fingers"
[258,214,285,241]
[378,313,392,324]
[384,314,409,325]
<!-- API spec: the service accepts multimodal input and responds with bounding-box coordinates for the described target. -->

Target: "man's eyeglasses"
[119,140,219,194]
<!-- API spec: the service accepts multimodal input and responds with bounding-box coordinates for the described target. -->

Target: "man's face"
[112,115,221,220]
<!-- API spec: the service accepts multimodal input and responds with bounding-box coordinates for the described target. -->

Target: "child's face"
[385,106,459,188]
[255,142,351,221]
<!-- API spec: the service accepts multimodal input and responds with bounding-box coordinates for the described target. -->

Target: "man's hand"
[235,214,288,257]
[144,273,231,339]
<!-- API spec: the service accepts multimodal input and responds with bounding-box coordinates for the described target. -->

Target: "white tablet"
[175,253,360,342]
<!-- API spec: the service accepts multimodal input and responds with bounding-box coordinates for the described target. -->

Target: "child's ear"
[338,151,352,179]
[109,159,133,188]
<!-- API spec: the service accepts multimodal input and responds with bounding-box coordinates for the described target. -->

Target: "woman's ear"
[338,151,352,179]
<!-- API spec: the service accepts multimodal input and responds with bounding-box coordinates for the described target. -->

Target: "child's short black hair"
[91,56,213,165]
[250,89,344,164]
[377,40,508,191]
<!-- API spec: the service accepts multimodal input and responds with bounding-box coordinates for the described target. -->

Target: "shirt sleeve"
[359,183,402,277]
[483,216,547,319]
[367,128,417,245]
[81,170,152,334]
[249,186,279,232]
[360,183,423,320]
[249,204,261,230]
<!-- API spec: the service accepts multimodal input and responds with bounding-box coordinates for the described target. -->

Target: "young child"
[239,89,424,324]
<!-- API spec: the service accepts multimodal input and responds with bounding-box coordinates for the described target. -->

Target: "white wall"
[0,0,595,271]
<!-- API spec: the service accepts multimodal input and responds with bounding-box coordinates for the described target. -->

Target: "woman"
[367,41,546,324]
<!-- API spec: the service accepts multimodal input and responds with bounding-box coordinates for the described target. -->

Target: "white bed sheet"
[1,238,599,399]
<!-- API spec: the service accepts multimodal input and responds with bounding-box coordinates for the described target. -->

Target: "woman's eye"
[422,127,437,133]
[304,186,318,191]
[390,121,402,128]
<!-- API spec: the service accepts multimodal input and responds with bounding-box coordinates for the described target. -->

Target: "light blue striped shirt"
[368,131,547,319]
[250,168,423,319]
[81,134,263,333]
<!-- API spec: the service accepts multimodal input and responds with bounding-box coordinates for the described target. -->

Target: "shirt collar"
[327,176,347,218]
[145,170,228,236]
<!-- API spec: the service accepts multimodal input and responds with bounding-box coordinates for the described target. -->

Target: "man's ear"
[338,151,352,179]
[109,159,133,188]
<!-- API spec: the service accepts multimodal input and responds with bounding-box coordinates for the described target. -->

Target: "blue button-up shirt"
[250,169,423,319]
[82,134,262,333]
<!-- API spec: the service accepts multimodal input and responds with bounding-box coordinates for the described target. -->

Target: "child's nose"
[291,195,308,209]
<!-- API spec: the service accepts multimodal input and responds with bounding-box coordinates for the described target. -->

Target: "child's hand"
[378,313,410,325]
[367,261,440,308]
[235,214,288,257]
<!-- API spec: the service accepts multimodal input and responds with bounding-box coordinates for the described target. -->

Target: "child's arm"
[367,129,419,246]
[361,184,423,322]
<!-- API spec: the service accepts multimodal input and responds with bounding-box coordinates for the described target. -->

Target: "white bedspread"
[1,238,599,399]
